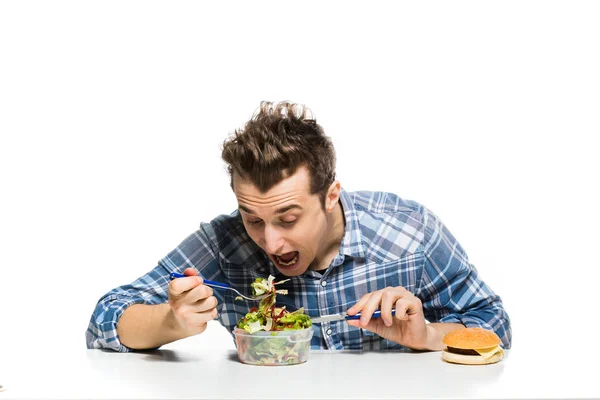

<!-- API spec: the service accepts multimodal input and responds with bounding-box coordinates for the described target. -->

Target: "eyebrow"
[238,204,303,215]
[275,204,303,214]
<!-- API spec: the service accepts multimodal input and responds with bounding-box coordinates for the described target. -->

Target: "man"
[86,101,511,352]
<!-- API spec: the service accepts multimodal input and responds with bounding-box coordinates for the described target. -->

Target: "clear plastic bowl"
[234,327,313,366]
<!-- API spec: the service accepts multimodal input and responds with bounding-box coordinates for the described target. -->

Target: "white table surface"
[1,333,598,400]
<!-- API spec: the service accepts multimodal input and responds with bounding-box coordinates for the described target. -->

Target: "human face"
[233,166,340,276]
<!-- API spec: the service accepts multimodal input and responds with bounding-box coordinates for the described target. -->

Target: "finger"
[170,275,203,296]
[346,292,372,316]
[180,308,219,328]
[394,296,421,321]
[183,268,199,277]
[346,318,361,328]
[192,295,219,313]
[187,284,215,303]
[346,315,385,335]
[380,288,403,327]
[359,291,384,327]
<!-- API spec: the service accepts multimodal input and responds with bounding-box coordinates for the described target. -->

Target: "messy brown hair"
[221,101,336,207]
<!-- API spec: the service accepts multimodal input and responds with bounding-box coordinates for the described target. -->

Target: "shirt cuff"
[86,294,147,353]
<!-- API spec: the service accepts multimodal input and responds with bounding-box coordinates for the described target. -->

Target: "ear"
[325,181,341,213]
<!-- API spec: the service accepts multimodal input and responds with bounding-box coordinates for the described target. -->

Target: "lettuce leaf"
[237,275,312,332]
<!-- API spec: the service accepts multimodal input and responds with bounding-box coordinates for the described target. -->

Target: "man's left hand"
[346,286,434,350]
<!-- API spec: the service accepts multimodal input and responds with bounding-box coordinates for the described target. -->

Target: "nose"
[262,224,285,255]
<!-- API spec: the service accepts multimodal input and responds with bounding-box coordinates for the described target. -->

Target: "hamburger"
[442,327,504,365]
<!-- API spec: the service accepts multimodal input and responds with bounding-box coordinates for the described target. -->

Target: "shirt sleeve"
[417,207,512,348]
[85,222,226,352]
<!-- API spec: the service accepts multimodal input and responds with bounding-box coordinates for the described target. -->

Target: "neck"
[311,202,346,270]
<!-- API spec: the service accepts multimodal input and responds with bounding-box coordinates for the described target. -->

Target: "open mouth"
[273,251,299,268]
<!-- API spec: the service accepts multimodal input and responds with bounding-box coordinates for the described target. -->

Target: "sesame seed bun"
[442,327,501,349]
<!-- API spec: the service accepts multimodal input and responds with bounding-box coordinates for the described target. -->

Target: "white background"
[1,1,599,357]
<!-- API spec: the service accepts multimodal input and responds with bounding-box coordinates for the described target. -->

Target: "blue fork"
[169,272,270,301]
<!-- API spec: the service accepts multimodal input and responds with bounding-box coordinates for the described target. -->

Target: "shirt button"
[326,328,333,335]
[321,281,327,287]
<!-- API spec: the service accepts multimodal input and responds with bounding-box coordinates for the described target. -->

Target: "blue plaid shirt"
[86,189,512,352]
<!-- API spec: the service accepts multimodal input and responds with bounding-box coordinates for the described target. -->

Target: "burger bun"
[441,349,503,365]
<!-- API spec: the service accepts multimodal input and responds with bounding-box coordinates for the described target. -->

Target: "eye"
[247,219,263,226]
[281,220,296,226]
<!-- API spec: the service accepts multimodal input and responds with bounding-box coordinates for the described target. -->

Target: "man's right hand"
[167,268,219,335]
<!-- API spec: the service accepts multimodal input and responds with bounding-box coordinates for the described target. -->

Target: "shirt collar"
[338,188,366,260]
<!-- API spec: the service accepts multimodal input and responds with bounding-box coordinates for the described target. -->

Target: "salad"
[234,275,313,365]
[237,275,312,333]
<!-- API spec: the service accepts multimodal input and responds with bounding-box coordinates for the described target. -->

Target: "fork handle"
[345,309,396,320]
[169,272,230,289]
